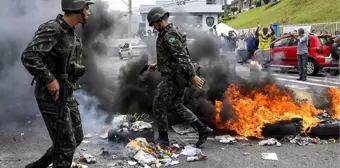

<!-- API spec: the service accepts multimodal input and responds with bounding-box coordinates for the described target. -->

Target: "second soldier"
[146,7,213,148]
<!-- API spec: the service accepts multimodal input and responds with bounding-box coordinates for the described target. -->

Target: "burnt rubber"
[261,118,303,140]
[309,120,340,139]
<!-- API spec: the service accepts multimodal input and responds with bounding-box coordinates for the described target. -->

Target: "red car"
[270,35,339,75]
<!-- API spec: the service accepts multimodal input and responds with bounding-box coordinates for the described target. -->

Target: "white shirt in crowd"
[237,38,246,50]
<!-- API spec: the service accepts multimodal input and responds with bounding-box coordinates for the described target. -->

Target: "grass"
[224,0,340,29]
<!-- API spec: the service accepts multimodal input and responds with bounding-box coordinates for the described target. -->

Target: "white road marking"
[275,77,339,88]
[272,73,340,85]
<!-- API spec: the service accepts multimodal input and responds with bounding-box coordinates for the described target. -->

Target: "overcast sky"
[108,0,233,12]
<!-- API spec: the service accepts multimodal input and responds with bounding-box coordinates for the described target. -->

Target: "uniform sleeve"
[21,24,62,85]
[164,32,196,78]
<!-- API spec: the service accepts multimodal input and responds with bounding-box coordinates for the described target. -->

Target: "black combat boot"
[192,120,213,148]
[25,153,52,168]
[154,131,170,147]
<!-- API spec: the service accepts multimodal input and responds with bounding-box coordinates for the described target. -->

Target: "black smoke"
[0,0,60,126]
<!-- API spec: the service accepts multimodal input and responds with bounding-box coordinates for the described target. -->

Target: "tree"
[230,7,238,15]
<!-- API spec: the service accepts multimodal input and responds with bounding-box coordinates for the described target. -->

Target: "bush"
[231,7,238,13]
[263,0,270,4]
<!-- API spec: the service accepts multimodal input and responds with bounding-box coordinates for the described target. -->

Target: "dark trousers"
[247,50,255,60]
[37,97,84,168]
[298,53,308,78]
[153,75,198,131]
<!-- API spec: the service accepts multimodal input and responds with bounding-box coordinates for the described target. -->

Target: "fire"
[215,84,323,138]
[329,87,340,119]
[126,139,174,158]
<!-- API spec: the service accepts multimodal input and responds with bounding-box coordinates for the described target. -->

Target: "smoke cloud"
[0,0,61,127]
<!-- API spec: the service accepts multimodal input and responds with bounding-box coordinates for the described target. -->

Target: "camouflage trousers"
[153,75,198,131]
[36,96,83,168]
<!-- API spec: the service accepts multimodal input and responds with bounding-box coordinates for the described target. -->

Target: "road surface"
[0,56,339,168]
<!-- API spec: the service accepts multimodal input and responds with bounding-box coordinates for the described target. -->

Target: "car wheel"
[128,53,132,59]
[119,53,123,60]
[306,59,319,76]
[331,43,340,60]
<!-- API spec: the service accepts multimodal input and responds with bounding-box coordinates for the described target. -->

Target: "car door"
[270,37,290,65]
[285,37,299,66]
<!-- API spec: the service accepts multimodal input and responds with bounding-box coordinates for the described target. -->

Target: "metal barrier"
[237,22,340,35]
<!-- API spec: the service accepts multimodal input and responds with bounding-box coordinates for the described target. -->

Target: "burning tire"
[261,118,303,139]
[309,120,340,139]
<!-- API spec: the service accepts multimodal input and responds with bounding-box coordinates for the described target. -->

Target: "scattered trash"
[81,148,87,151]
[125,138,181,167]
[36,113,42,117]
[235,136,249,141]
[27,121,31,124]
[250,60,263,71]
[172,123,196,135]
[180,145,207,162]
[128,160,138,166]
[261,153,278,161]
[20,133,24,136]
[71,163,88,168]
[84,133,93,139]
[100,126,110,139]
[283,135,314,146]
[243,152,250,156]
[215,135,236,144]
[82,140,90,144]
[133,150,157,165]
[79,154,97,164]
[131,121,152,132]
[186,154,207,162]
[259,138,281,147]
[164,160,179,166]
[221,148,225,150]
[171,144,180,149]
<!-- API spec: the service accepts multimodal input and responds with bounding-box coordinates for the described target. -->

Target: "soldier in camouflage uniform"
[147,7,213,148]
[21,0,95,167]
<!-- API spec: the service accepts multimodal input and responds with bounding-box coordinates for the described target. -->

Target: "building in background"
[139,0,224,34]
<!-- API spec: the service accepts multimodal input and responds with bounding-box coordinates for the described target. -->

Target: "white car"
[118,42,147,60]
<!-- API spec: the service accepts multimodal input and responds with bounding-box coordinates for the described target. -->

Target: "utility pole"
[223,0,227,17]
[128,0,132,42]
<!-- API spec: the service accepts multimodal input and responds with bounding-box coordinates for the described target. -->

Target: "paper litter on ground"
[261,153,279,160]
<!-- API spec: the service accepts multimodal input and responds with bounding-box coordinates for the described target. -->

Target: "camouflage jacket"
[156,23,196,78]
[21,14,83,101]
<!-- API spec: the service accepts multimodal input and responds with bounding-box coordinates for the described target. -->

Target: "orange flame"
[329,87,340,119]
[127,139,174,158]
[215,84,324,138]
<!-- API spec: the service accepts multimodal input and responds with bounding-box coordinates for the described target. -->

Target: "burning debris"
[125,138,183,167]
[215,84,340,139]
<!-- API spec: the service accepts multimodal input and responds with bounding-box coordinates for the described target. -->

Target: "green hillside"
[224,0,340,29]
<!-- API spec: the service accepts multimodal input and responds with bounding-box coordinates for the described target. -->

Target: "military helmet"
[62,0,95,12]
[147,7,169,26]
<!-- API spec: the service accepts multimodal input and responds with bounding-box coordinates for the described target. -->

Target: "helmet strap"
[81,12,86,28]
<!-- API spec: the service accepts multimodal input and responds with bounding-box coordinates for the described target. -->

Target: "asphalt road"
[0,56,339,168]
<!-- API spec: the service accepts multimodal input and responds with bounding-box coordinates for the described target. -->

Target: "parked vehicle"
[270,35,339,75]
[118,42,147,60]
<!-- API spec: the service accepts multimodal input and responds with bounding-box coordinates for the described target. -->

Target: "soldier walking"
[21,0,95,167]
[146,7,213,148]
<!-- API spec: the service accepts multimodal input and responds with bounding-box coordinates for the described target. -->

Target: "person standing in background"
[291,28,309,81]
[246,32,257,61]
[255,24,275,69]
